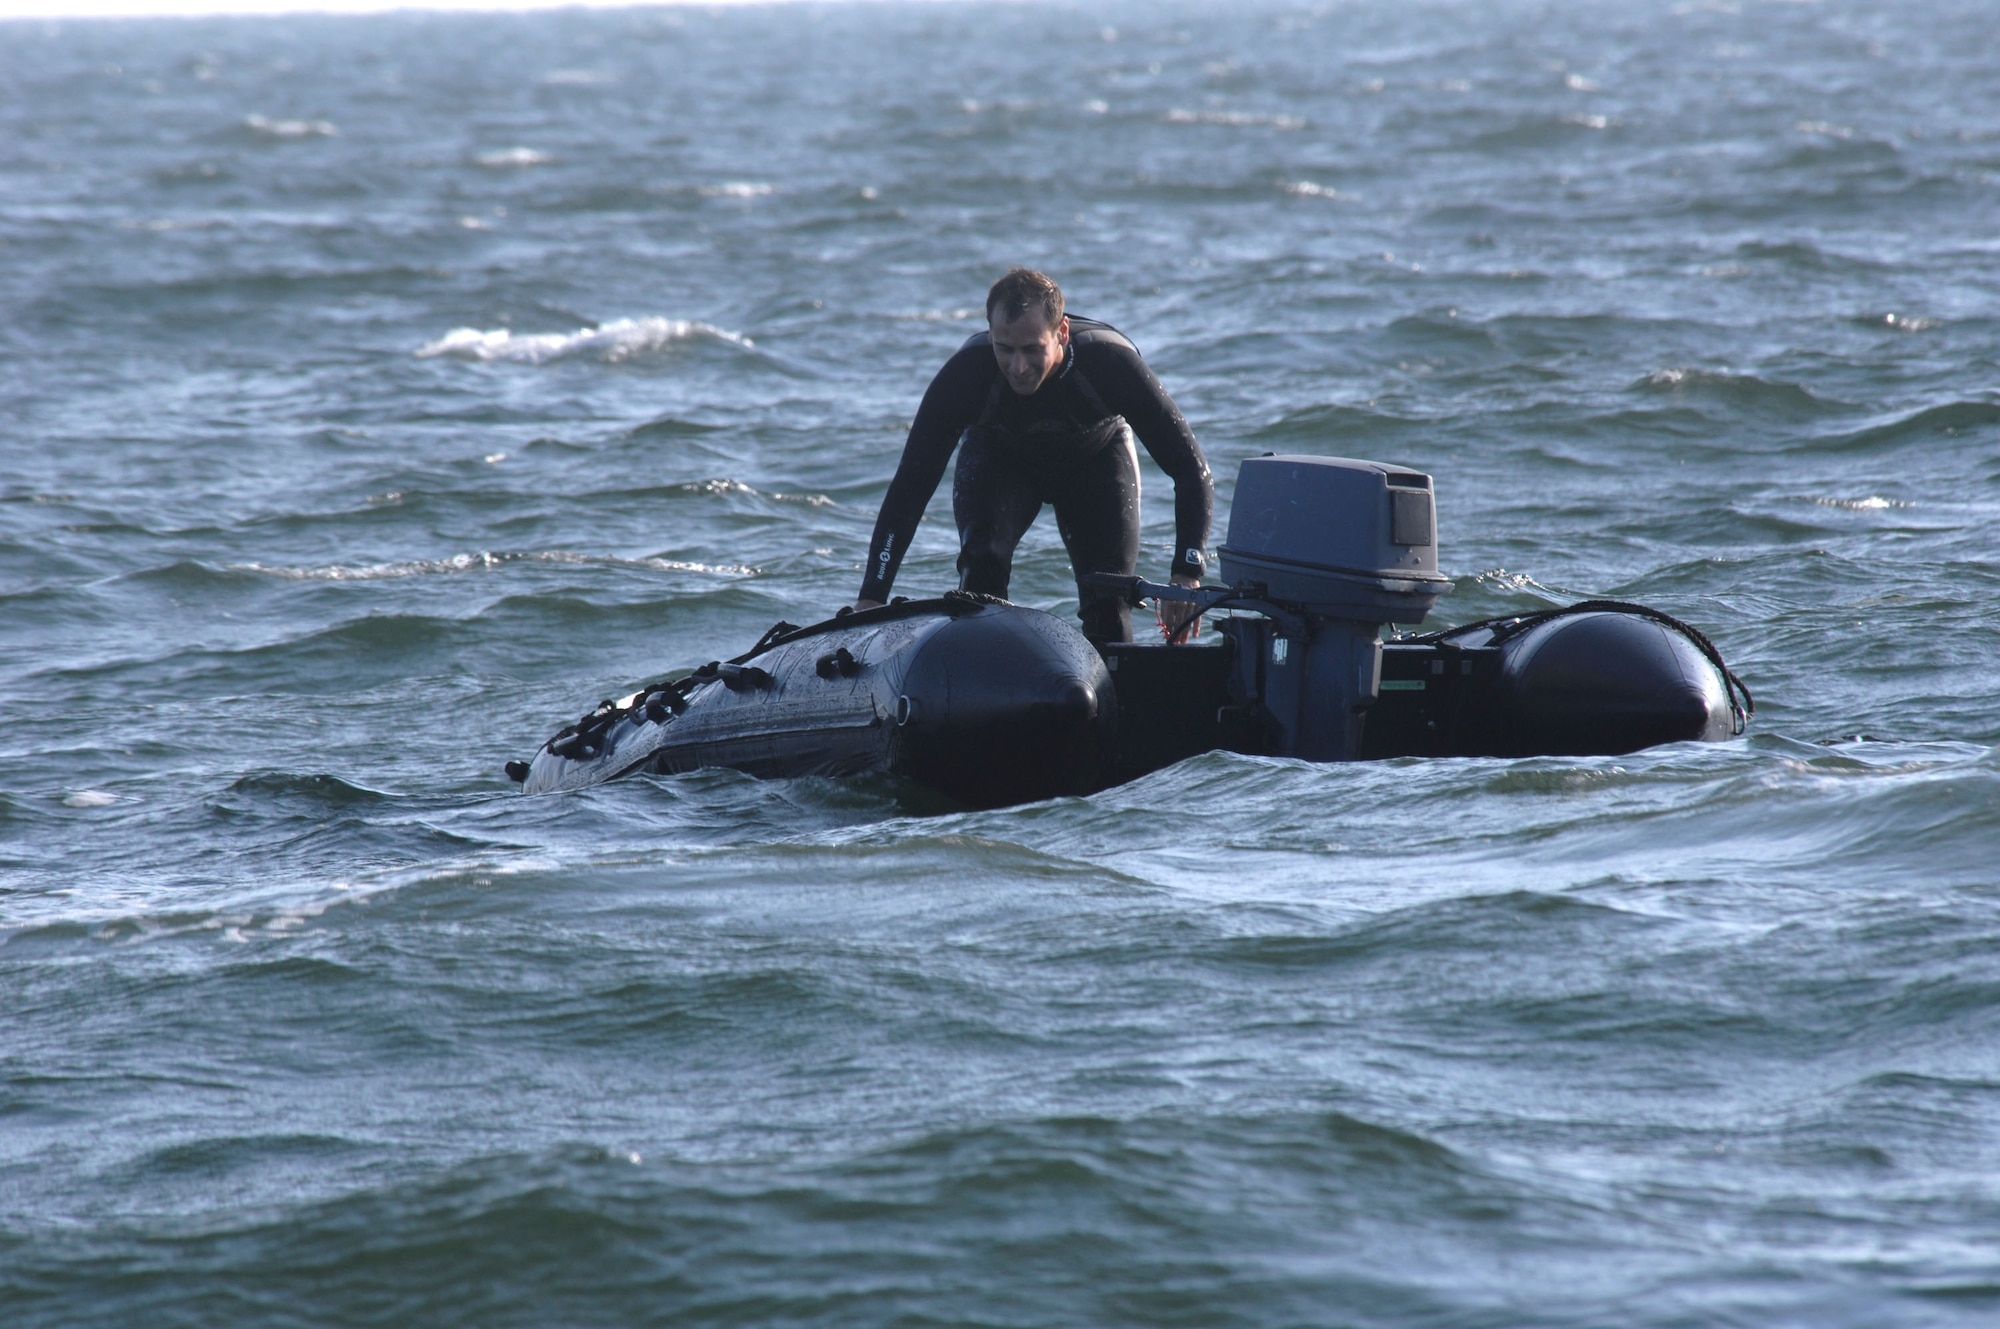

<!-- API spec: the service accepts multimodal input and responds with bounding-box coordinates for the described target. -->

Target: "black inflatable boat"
[511,455,1751,807]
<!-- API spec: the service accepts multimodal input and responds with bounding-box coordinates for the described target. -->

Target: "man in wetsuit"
[852,268,1213,644]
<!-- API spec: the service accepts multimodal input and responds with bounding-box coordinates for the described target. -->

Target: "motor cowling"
[1217,455,1453,622]
[1217,456,1455,760]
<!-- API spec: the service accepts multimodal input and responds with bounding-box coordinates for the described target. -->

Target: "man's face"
[990,310,1070,396]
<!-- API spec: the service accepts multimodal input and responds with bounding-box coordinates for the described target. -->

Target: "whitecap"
[245,114,336,139]
[677,478,756,497]
[233,552,505,581]
[230,550,759,582]
[120,217,231,233]
[62,790,118,808]
[1282,180,1339,199]
[638,557,760,576]
[1165,109,1307,130]
[1813,496,1908,511]
[415,317,753,365]
[698,181,775,198]
[536,549,757,577]
[1642,365,1753,388]
[474,147,552,169]
[540,69,617,87]
[1469,569,1567,599]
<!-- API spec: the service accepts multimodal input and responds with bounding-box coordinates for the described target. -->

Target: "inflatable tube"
[1495,610,1740,754]
[517,594,1114,808]
[1360,602,1751,759]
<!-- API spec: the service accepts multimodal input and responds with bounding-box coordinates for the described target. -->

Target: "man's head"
[986,267,1069,396]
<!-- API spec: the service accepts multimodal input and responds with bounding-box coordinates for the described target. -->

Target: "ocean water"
[4,0,1999,1323]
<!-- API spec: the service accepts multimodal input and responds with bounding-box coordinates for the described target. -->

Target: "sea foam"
[245,114,336,139]
[415,317,753,365]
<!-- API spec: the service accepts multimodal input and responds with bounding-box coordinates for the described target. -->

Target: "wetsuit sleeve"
[857,345,992,603]
[1083,341,1214,580]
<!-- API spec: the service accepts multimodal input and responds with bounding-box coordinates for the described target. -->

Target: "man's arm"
[1083,340,1214,584]
[855,345,991,606]
[1078,338,1212,637]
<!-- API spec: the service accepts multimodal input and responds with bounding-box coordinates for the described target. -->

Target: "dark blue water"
[5,1,2000,1324]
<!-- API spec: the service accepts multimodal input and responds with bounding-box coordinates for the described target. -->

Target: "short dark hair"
[986,268,1064,327]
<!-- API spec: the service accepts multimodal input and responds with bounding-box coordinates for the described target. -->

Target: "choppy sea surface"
[4,1,1999,1323]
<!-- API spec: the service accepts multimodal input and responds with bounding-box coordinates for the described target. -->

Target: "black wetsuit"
[858,316,1213,644]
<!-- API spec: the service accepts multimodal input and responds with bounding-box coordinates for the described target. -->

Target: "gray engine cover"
[1217,455,1453,624]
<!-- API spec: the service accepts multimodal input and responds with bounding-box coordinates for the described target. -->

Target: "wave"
[539,68,618,87]
[1467,114,1623,150]
[150,161,234,187]
[1731,238,1897,274]
[1376,310,1716,368]
[77,262,452,310]
[1633,367,1849,418]
[215,770,396,812]
[1193,888,1650,983]
[415,318,753,365]
[1773,124,1905,173]
[228,550,759,582]
[1826,400,2000,452]
[36,612,483,693]
[1163,108,1308,130]
[114,1132,366,1182]
[229,551,516,582]
[472,147,553,169]
[1854,312,1944,333]
[242,114,337,140]
[1245,402,1433,451]
[626,416,727,441]
[0,843,579,953]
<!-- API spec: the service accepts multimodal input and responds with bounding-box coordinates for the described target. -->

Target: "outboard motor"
[1216,456,1454,760]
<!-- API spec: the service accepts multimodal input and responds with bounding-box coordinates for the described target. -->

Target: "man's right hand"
[1157,574,1203,643]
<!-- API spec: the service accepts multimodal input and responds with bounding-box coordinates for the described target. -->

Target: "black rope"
[538,613,825,762]
[1407,599,1754,734]
[744,620,801,657]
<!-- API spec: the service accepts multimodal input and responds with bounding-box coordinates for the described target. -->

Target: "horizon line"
[0,0,951,22]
